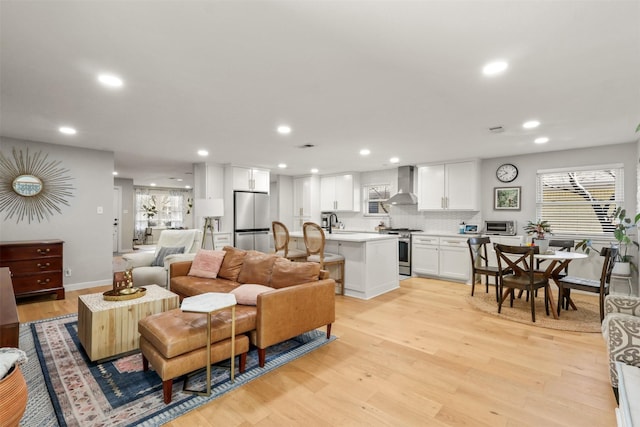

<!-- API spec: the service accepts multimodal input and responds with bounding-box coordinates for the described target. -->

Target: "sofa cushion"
[188,249,225,279]
[217,246,247,282]
[237,251,277,285]
[151,246,185,267]
[230,284,274,305]
[270,258,321,289]
[170,276,240,298]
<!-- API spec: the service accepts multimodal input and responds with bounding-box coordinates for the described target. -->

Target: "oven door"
[399,237,411,275]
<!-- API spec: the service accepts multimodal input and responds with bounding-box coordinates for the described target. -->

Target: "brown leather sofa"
[167,246,336,367]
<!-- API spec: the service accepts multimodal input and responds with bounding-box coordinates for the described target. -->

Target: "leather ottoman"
[139,308,252,404]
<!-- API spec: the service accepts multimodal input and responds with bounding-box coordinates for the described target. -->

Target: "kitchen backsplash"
[337,204,483,233]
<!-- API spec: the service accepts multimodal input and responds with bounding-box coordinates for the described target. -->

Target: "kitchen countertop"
[289,231,398,243]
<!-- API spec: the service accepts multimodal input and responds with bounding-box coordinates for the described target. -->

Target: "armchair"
[601,294,640,400]
[122,229,202,288]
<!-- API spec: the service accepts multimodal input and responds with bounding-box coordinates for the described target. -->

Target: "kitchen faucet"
[328,213,339,234]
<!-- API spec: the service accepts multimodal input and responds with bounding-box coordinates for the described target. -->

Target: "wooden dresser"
[0,240,65,300]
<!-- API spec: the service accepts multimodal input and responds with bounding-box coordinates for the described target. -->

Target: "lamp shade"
[196,198,224,217]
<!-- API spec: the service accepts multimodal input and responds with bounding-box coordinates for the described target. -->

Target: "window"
[134,188,192,239]
[536,164,624,236]
[364,184,391,216]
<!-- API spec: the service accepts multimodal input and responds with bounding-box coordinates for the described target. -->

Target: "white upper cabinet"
[232,167,270,192]
[293,175,320,230]
[320,173,360,212]
[417,160,479,211]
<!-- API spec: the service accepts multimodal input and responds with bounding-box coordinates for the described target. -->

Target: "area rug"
[466,289,602,332]
[20,314,336,426]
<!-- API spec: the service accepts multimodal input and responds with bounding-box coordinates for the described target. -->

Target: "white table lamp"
[197,198,224,248]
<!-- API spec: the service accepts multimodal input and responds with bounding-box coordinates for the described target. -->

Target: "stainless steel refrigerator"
[234,191,270,252]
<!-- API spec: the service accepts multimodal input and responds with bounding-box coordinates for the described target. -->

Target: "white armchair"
[122,229,203,288]
[601,294,640,403]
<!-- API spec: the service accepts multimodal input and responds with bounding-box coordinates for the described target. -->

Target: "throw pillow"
[230,284,273,306]
[217,246,248,282]
[151,246,185,267]
[188,249,226,279]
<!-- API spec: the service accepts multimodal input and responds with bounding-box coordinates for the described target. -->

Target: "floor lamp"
[196,198,224,249]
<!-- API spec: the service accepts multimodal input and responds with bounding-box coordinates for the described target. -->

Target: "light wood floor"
[17,278,617,426]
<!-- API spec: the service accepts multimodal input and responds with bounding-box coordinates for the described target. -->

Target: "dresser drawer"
[4,258,62,275]
[11,272,63,294]
[0,242,63,261]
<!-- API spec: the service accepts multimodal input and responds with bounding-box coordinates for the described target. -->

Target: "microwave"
[484,220,517,236]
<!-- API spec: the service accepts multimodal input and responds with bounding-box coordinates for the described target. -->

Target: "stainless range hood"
[387,166,418,205]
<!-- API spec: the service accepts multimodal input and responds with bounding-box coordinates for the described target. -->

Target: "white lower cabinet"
[412,234,470,282]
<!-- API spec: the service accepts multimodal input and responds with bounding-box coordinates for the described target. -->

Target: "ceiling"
[1,1,639,189]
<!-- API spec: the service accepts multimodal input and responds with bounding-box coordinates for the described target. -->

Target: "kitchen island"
[289,232,399,300]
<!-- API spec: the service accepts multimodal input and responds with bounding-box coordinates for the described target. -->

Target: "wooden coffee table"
[78,284,179,361]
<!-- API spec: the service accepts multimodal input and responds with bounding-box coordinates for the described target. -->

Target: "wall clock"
[496,163,518,183]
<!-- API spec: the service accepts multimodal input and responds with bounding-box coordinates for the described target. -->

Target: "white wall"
[0,137,114,290]
[481,142,637,236]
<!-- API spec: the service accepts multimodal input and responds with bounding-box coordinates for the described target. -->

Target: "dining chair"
[495,243,551,322]
[556,247,618,322]
[302,222,345,295]
[519,239,574,303]
[271,221,308,261]
[467,237,500,302]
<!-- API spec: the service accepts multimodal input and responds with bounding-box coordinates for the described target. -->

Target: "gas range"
[379,228,423,275]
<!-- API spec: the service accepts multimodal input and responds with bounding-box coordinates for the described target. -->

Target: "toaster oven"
[484,220,517,236]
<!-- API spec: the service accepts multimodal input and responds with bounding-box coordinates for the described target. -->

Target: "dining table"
[534,251,588,318]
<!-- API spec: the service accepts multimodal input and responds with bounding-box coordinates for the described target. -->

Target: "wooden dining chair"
[302,222,345,295]
[535,239,574,276]
[495,244,551,322]
[467,237,500,302]
[556,247,618,322]
[271,221,308,261]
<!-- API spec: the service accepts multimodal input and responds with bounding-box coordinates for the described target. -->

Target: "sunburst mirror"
[0,147,75,223]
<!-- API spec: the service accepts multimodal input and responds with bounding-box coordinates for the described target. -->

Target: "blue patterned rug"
[19,314,335,426]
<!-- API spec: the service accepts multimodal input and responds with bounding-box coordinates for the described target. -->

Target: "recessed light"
[177,178,183,182]
[310,168,319,174]
[523,120,540,129]
[185,185,191,189]
[483,61,508,76]
[277,125,292,135]
[389,157,399,164]
[360,149,371,156]
[58,126,77,135]
[197,150,209,156]
[535,137,549,144]
[112,171,118,176]
[97,73,124,88]
[278,163,287,169]
[150,183,156,187]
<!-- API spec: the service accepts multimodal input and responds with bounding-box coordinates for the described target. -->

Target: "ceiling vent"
[489,126,504,133]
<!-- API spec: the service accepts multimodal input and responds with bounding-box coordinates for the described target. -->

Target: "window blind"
[536,165,623,235]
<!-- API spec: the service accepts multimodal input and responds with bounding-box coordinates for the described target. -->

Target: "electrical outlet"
[64,268,72,277]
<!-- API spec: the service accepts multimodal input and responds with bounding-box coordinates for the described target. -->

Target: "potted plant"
[524,219,552,252]
[611,207,640,274]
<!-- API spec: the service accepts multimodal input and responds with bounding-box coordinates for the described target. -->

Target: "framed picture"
[494,186,521,210]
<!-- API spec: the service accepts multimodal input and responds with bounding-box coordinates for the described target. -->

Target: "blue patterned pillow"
[151,246,185,267]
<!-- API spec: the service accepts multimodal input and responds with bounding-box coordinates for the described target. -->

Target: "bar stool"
[272,221,308,261]
[302,222,345,295]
